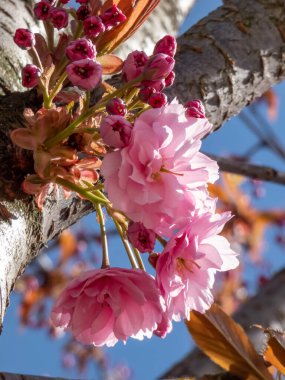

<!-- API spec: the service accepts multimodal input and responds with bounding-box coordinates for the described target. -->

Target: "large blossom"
[101,100,218,235]
[51,267,166,347]
[155,211,239,321]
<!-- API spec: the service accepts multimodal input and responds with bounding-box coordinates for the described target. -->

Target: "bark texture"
[0,373,69,380]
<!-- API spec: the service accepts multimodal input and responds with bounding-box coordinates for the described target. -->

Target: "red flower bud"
[83,16,105,38]
[148,92,167,108]
[49,8,68,30]
[139,87,156,102]
[153,35,177,57]
[22,64,41,88]
[66,38,96,61]
[13,29,35,50]
[66,59,102,90]
[122,50,148,82]
[100,115,132,148]
[34,1,51,20]
[127,222,156,253]
[60,0,70,3]
[76,5,91,21]
[165,71,175,87]
[184,99,206,119]
[143,53,175,81]
[76,0,89,3]
[106,98,127,116]
[101,5,126,31]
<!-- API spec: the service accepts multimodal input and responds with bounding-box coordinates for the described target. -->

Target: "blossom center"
[176,257,200,275]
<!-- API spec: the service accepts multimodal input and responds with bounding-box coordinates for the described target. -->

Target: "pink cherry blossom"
[50,267,166,346]
[106,98,127,116]
[83,16,105,38]
[102,100,218,235]
[66,38,96,62]
[100,115,132,148]
[49,8,68,30]
[155,211,239,321]
[34,1,51,20]
[143,53,175,81]
[185,99,206,119]
[14,29,35,50]
[153,35,177,57]
[101,5,126,31]
[122,51,148,82]
[22,64,41,88]
[76,5,91,21]
[66,59,102,90]
[148,92,167,108]
[127,222,156,253]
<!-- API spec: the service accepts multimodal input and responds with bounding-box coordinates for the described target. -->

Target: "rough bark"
[0,373,70,380]
[162,268,285,378]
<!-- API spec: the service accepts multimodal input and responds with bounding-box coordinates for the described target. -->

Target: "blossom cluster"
[11,0,239,347]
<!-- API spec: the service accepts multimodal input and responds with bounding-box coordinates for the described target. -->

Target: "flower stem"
[55,177,109,204]
[113,218,139,269]
[44,21,54,51]
[96,204,110,268]
[156,234,167,248]
[46,71,67,108]
[132,246,145,271]
[30,47,43,72]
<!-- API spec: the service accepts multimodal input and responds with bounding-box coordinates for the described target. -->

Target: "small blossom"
[185,99,206,119]
[106,98,127,116]
[51,267,166,346]
[127,222,156,253]
[100,115,132,148]
[143,53,175,81]
[153,35,177,57]
[66,59,102,90]
[165,71,175,87]
[148,92,167,108]
[49,8,69,30]
[83,16,105,38]
[13,29,35,50]
[141,79,165,92]
[66,38,96,62]
[34,1,51,20]
[122,51,148,83]
[76,5,91,21]
[139,87,156,102]
[101,5,126,31]
[156,212,239,321]
[22,64,41,88]
[70,157,101,184]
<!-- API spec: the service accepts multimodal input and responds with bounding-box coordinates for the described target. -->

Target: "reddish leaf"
[97,54,123,74]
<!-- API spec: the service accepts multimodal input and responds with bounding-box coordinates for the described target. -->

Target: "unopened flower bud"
[49,8,68,30]
[143,53,175,81]
[13,29,35,50]
[148,92,167,108]
[22,64,41,88]
[148,253,158,268]
[60,0,70,3]
[153,35,177,57]
[165,71,175,87]
[83,16,105,38]
[34,1,51,20]
[66,38,96,61]
[139,87,156,102]
[140,79,165,92]
[76,0,89,3]
[122,50,148,82]
[127,222,156,253]
[106,98,126,116]
[66,59,102,90]
[101,5,126,30]
[100,115,132,148]
[76,5,91,21]
[184,99,206,118]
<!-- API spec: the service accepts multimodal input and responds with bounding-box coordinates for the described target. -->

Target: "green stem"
[44,76,143,148]
[84,91,90,113]
[113,218,139,269]
[46,72,67,109]
[55,177,109,204]
[96,204,110,268]
[132,246,145,271]
[30,47,43,72]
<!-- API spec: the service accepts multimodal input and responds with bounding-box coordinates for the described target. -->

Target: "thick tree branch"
[208,154,285,185]
[0,373,70,380]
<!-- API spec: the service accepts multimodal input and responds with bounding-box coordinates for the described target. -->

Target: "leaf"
[97,54,123,74]
[59,229,77,264]
[259,327,285,375]
[97,0,160,54]
[186,304,272,380]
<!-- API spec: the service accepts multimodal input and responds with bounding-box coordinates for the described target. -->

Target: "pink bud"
[22,64,41,88]
[165,71,175,87]
[122,50,148,82]
[106,98,126,116]
[148,92,167,108]
[66,59,102,90]
[143,53,175,81]
[14,29,35,50]
[49,8,69,30]
[140,79,165,92]
[66,38,96,61]
[83,16,105,38]
[139,87,156,102]
[148,253,158,268]
[60,0,70,3]
[34,1,51,20]
[76,5,91,21]
[100,115,132,148]
[184,99,206,118]
[101,5,126,30]
[127,222,156,253]
[153,35,177,57]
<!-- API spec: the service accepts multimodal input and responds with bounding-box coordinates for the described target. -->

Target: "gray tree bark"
[1,1,285,379]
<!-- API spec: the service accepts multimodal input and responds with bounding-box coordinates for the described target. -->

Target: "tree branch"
[0,373,71,380]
